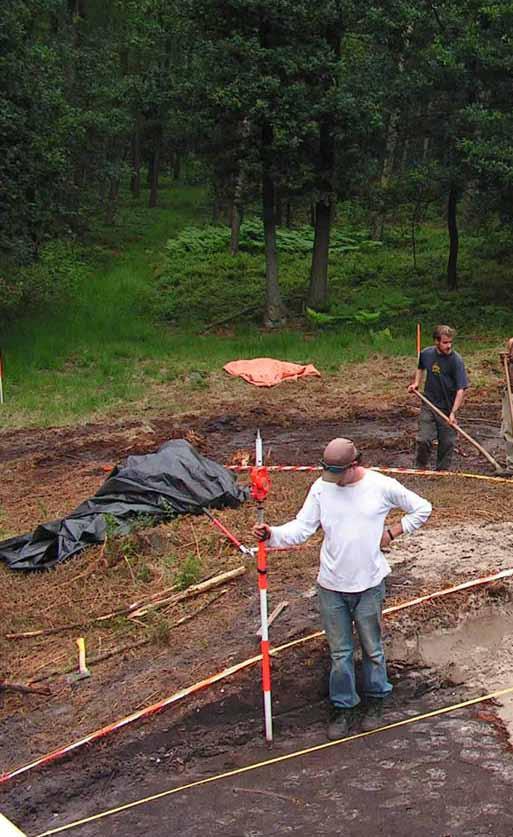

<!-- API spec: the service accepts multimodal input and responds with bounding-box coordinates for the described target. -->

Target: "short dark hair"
[433,324,455,341]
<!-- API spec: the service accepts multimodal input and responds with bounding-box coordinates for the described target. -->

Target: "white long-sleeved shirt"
[268,470,432,592]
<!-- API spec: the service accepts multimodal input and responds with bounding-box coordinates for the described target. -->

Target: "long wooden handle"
[503,355,513,427]
[413,390,502,471]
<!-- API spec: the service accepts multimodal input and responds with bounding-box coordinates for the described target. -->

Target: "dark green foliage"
[154,221,383,324]
[0,241,87,320]
[164,221,380,259]
[4,0,513,324]
[150,214,513,331]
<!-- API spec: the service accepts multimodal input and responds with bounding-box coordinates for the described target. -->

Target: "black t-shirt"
[418,347,469,414]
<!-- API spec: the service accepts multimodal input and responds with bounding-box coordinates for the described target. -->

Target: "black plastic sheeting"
[0,440,248,571]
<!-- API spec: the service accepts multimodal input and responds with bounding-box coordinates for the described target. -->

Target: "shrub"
[152,221,381,326]
[0,240,87,320]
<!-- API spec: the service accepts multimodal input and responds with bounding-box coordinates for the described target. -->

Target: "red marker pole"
[250,429,273,744]
[416,322,421,362]
[0,350,4,404]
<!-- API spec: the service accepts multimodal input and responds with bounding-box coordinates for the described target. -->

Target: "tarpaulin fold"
[0,440,248,571]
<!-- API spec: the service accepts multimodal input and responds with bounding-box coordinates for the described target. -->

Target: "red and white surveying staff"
[250,429,273,743]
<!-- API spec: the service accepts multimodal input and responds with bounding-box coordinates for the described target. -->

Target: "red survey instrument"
[250,429,273,743]
[416,322,421,362]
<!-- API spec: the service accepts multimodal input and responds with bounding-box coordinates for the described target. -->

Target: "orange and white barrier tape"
[2,565,511,786]
[34,683,513,837]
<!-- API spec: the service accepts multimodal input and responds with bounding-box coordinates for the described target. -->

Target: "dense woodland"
[2,0,513,325]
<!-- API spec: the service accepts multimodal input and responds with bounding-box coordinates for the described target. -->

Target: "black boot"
[360,697,384,732]
[415,441,431,469]
[327,706,359,741]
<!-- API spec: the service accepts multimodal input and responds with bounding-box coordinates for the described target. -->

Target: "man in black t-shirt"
[499,337,513,475]
[408,325,469,470]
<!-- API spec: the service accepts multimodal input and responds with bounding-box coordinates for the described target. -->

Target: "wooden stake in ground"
[128,566,246,618]
[412,390,502,471]
[0,681,50,696]
[7,569,244,639]
[256,601,288,639]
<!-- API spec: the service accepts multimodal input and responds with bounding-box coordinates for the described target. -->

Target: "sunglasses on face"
[319,457,358,473]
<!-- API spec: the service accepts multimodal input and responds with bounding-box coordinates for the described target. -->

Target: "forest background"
[2,0,513,426]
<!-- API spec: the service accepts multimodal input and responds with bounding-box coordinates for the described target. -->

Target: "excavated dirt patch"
[389,607,513,738]
[2,394,513,835]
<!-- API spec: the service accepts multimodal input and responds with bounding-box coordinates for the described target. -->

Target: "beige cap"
[320,438,359,482]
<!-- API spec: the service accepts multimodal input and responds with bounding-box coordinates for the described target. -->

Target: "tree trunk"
[275,190,283,227]
[130,118,142,198]
[262,124,283,325]
[230,200,242,255]
[381,112,399,188]
[306,21,340,310]
[308,199,332,309]
[105,177,120,225]
[286,201,292,228]
[172,152,181,181]
[422,134,430,163]
[259,16,283,325]
[447,186,459,290]
[230,124,248,255]
[149,124,162,208]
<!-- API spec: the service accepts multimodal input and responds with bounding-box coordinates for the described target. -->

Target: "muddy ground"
[1,374,513,835]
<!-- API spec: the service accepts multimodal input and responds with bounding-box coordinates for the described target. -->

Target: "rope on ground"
[3,565,511,787]
[227,464,513,485]
[33,684,513,837]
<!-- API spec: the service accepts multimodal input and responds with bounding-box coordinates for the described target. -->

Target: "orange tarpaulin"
[223,358,321,387]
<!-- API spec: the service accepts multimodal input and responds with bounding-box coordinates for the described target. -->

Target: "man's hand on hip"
[380,529,393,549]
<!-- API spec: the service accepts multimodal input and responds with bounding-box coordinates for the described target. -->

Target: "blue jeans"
[317,581,393,709]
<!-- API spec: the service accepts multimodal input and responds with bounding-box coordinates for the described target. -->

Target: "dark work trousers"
[415,405,457,470]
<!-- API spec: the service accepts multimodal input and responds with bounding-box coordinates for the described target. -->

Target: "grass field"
[1,183,511,428]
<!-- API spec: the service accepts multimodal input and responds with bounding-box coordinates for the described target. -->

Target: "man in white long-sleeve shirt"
[254,437,432,740]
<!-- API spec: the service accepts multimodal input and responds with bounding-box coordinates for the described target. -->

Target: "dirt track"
[1,390,513,836]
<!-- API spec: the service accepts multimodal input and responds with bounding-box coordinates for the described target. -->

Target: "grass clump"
[174,554,203,591]
[145,611,172,645]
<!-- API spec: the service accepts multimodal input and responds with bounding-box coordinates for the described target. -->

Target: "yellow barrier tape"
[373,466,513,485]
[5,567,511,787]
[34,684,513,837]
